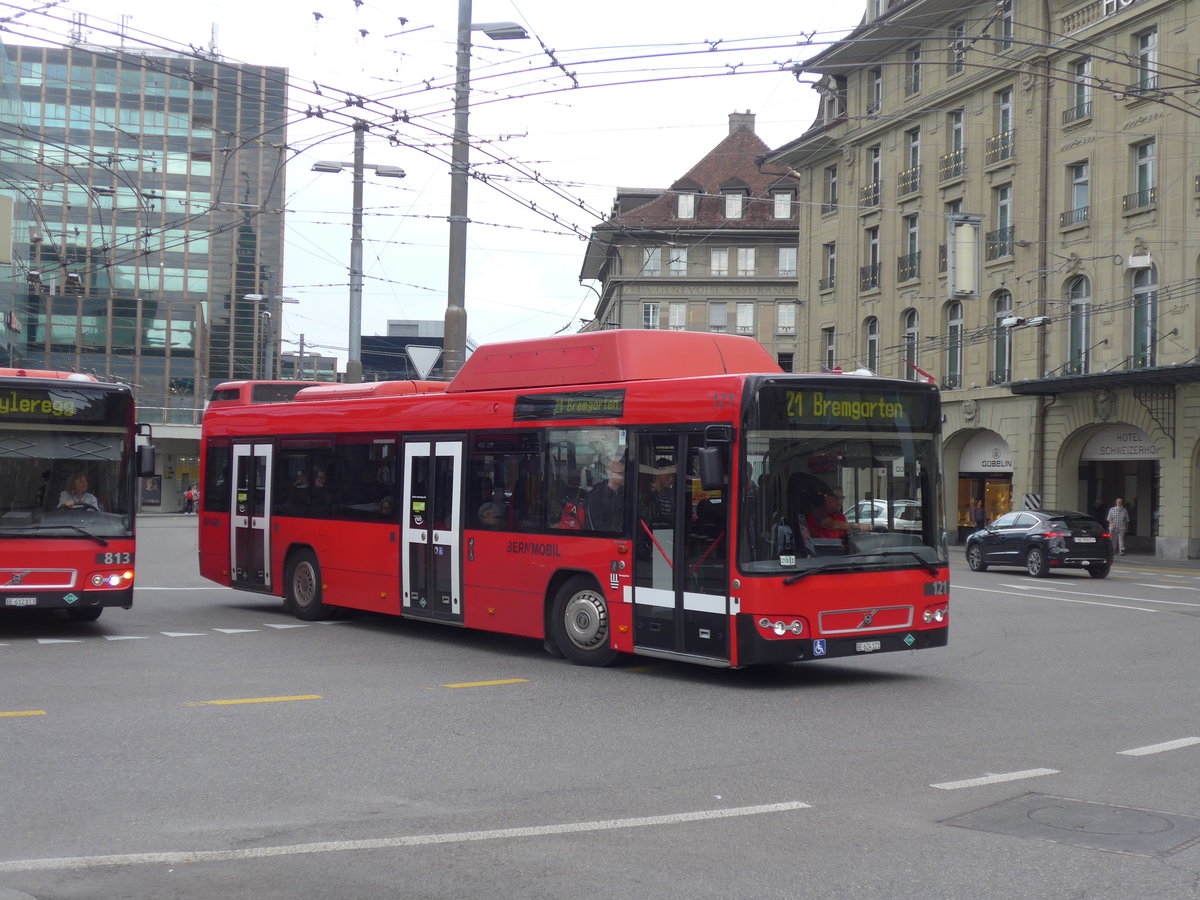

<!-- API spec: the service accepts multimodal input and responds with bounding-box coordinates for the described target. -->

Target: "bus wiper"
[0,523,109,546]
[783,550,937,584]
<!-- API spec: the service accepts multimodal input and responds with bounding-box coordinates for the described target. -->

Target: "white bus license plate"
[855,640,882,653]
[5,597,37,607]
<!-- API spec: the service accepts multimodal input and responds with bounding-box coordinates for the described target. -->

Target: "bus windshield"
[738,379,945,574]
[0,427,135,539]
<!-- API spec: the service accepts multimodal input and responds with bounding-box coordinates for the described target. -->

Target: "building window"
[940,110,966,181]
[902,309,920,379]
[642,302,660,329]
[1066,275,1091,374]
[736,302,755,335]
[947,23,967,76]
[724,191,745,219]
[777,352,794,373]
[1065,58,1092,123]
[676,192,696,219]
[945,301,963,388]
[906,45,922,95]
[1133,28,1158,92]
[996,0,1013,51]
[823,164,839,213]
[708,302,727,333]
[867,67,882,114]
[861,227,881,291]
[736,247,756,277]
[987,184,1013,259]
[778,246,797,278]
[861,146,882,207]
[1125,140,1156,211]
[642,246,661,276]
[777,301,796,335]
[898,214,920,281]
[710,248,729,277]
[898,128,921,195]
[772,191,793,218]
[986,89,1014,163]
[668,302,687,331]
[992,291,1012,384]
[820,242,836,291]
[667,247,688,277]
[822,327,836,371]
[864,316,880,373]
[1132,265,1158,368]
[1062,161,1089,227]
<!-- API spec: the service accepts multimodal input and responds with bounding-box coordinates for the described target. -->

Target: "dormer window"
[676,192,696,219]
[724,191,745,218]
[772,191,794,218]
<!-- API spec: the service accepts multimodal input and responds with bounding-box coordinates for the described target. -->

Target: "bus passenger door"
[632,433,729,662]
[231,443,273,590]
[402,438,463,623]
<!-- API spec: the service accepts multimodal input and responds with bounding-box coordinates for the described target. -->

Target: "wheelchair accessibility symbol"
[812,639,827,657]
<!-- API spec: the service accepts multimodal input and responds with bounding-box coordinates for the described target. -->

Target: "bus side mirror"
[137,445,156,477]
[697,446,725,492]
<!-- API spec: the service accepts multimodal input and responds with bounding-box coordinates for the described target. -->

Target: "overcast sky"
[7,0,864,367]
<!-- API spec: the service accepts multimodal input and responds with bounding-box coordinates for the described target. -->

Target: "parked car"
[965,509,1113,578]
[844,499,922,533]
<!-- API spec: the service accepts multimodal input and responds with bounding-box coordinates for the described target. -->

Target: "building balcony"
[984,129,1015,165]
[897,251,920,281]
[1123,188,1156,212]
[938,149,965,182]
[989,368,1011,386]
[859,181,880,209]
[1060,206,1089,228]
[1128,74,1159,95]
[859,263,881,292]
[985,226,1014,260]
[941,373,960,390]
[897,165,921,196]
[1062,101,1092,125]
[818,275,836,292]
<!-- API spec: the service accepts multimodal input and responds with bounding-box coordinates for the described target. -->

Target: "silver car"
[845,499,922,532]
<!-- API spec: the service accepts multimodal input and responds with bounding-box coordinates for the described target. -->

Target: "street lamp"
[311,121,406,384]
[443,3,529,379]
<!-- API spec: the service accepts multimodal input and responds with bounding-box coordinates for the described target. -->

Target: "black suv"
[966,510,1113,578]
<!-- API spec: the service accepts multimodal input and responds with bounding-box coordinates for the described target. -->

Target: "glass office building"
[0,39,287,425]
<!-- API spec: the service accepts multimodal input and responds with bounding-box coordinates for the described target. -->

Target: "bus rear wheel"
[551,576,618,667]
[285,549,333,621]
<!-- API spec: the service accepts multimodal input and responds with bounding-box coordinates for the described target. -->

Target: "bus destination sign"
[513,390,626,421]
[0,387,97,423]
[758,384,936,432]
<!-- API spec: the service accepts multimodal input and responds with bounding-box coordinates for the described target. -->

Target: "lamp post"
[443,4,529,379]
[311,121,406,383]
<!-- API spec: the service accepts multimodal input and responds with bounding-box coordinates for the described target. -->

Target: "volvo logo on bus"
[858,609,877,628]
[5,571,29,586]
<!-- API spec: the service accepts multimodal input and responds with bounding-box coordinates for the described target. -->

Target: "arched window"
[945,301,963,388]
[902,309,919,380]
[1132,265,1158,368]
[864,316,880,373]
[992,291,1012,384]
[1066,275,1091,374]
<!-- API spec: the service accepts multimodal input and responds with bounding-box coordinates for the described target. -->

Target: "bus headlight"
[922,606,948,624]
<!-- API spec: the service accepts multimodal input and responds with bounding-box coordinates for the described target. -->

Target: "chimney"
[729,110,755,134]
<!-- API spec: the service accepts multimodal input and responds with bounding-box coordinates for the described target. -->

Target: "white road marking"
[36,639,82,645]
[1003,582,1200,608]
[960,585,1157,612]
[1133,583,1200,593]
[931,768,1059,790]
[1118,737,1200,757]
[0,801,812,873]
[263,623,309,629]
[103,635,149,641]
[134,586,235,591]
[160,632,206,637]
[213,628,260,634]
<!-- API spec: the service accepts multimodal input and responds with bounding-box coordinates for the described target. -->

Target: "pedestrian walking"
[184,486,196,515]
[1107,497,1129,555]
[972,499,987,531]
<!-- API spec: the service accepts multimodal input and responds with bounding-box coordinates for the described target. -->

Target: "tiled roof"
[599,123,799,230]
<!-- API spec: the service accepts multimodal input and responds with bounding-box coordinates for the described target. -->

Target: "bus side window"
[203,442,231,513]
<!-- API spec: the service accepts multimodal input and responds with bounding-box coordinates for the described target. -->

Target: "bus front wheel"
[550,577,618,667]
[285,549,333,621]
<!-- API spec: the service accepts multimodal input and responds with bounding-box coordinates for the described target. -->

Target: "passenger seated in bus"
[377,495,395,516]
[477,501,502,528]
[309,469,330,504]
[58,473,100,510]
[586,458,626,532]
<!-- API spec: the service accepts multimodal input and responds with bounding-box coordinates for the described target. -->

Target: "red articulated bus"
[199,331,948,667]
[0,368,154,620]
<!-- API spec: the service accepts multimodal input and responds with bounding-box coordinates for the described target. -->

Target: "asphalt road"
[2,516,1198,899]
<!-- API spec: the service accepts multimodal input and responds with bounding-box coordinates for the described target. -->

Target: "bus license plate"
[5,597,37,607]
[855,640,882,653]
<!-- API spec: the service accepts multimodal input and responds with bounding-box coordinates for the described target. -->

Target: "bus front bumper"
[735,614,948,665]
[2,588,133,612]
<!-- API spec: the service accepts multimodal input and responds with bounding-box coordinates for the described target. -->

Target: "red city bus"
[199,331,948,667]
[0,368,155,621]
